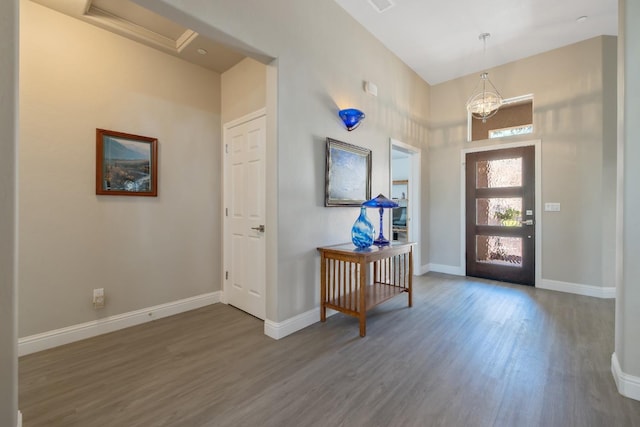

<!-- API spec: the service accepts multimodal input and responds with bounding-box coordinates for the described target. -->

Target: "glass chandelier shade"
[466,72,503,123]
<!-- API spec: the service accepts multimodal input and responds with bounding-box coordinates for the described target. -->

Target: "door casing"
[390,138,421,272]
[460,140,542,286]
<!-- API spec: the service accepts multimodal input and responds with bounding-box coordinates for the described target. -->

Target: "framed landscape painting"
[96,129,158,196]
[325,138,371,206]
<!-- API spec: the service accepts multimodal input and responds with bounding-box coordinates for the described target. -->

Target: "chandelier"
[466,33,503,123]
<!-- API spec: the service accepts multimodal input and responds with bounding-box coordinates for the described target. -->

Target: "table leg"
[359,259,367,337]
[408,248,413,308]
[320,255,327,322]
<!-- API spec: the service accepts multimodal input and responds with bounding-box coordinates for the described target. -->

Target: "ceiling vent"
[367,0,395,13]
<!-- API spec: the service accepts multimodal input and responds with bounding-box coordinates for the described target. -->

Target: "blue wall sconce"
[339,108,365,131]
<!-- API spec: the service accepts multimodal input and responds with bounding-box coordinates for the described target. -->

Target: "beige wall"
[19,1,222,336]
[136,0,431,322]
[0,0,18,423]
[221,57,267,124]
[429,36,616,288]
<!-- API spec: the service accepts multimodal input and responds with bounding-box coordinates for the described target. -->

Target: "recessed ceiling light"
[197,48,208,55]
[576,16,588,23]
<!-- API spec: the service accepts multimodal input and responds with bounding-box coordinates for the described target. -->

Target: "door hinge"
[225,144,229,154]
[225,271,229,280]
[225,208,228,217]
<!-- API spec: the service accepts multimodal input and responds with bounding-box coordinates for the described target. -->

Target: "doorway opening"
[390,139,421,271]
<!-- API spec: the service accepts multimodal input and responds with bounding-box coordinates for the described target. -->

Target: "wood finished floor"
[19,273,640,427]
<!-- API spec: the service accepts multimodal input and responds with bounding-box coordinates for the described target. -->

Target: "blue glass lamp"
[339,108,365,131]
[362,194,398,246]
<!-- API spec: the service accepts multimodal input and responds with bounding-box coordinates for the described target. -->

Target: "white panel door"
[227,115,266,319]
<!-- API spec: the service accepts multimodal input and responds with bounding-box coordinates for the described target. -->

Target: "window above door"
[469,95,534,142]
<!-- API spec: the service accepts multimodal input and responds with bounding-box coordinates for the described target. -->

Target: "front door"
[465,146,535,285]
[226,114,266,319]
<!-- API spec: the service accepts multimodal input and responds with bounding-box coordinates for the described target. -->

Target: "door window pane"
[476,236,522,266]
[476,158,522,188]
[476,198,522,226]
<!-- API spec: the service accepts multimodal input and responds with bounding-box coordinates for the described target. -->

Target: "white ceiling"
[32,0,245,74]
[334,0,618,85]
[33,0,618,85]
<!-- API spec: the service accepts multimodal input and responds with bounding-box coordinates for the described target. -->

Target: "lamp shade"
[362,193,398,208]
[339,108,365,131]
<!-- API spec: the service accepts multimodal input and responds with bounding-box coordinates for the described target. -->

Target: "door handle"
[521,219,534,226]
[251,225,265,232]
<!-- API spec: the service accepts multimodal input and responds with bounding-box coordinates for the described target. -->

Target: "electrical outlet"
[93,288,105,309]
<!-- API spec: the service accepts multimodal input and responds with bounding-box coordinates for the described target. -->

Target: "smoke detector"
[368,0,395,13]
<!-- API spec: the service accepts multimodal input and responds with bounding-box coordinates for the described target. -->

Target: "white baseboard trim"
[421,265,615,299]
[537,279,615,299]
[425,263,465,276]
[612,352,640,401]
[264,307,337,340]
[17,410,22,427]
[18,292,221,356]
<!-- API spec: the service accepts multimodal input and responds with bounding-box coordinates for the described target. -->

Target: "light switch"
[545,202,561,212]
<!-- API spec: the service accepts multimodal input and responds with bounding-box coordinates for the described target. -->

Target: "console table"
[317,242,415,336]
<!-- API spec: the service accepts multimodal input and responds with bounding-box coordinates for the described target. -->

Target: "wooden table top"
[317,242,415,261]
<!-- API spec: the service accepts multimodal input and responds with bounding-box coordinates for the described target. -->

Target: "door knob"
[251,225,265,232]
[521,219,534,226]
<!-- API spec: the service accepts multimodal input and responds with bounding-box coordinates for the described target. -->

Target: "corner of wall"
[612,352,640,401]
[0,0,18,425]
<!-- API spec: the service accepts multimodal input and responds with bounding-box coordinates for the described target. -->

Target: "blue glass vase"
[351,207,374,248]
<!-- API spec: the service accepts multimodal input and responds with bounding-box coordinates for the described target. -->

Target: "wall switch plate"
[93,288,105,309]
[545,202,561,212]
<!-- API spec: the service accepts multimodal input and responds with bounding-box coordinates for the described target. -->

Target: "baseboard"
[537,279,615,299]
[612,352,640,401]
[18,292,221,356]
[417,264,430,275]
[264,307,337,340]
[422,266,614,299]
[425,263,465,276]
[17,410,22,427]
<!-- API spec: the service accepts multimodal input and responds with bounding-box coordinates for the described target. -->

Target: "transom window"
[489,124,534,139]
[469,95,533,142]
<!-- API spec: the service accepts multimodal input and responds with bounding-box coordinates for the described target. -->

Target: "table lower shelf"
[324,282,408,316]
